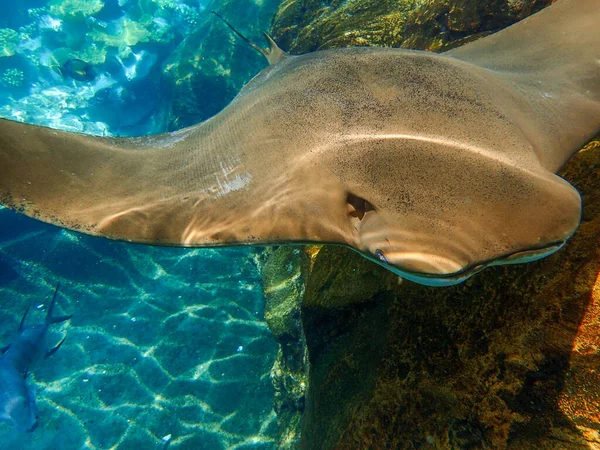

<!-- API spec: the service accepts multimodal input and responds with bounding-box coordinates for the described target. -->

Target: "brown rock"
[270,0,552,54]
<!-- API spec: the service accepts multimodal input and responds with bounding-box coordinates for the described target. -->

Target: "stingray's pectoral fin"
[211,10,286,65]
[446,0,600,171]
[0,118,199,246]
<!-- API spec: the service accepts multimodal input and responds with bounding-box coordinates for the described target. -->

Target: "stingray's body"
[0,0,599,285]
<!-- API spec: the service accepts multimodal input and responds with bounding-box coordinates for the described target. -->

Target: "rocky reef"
[162,0,282,130]
[270,0,552,54]
[262,1,600,448]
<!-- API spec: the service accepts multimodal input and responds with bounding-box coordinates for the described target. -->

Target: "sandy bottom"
[0,208,278,449]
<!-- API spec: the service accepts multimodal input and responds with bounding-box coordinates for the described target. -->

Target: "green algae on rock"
[271,0,415,53]
[270,0,553,53]
[162,0,282,130]
[263,247,311,449]
[400,0,552,51]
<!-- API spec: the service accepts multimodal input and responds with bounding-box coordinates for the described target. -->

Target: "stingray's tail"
[446,0,600,171]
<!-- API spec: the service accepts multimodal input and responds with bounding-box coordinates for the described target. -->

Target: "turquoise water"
[0,209,278,449]
[0,0,280,448]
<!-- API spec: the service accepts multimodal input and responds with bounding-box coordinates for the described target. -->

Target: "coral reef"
[0,68,24,87]
[49,0,105,20]
[0,28,19,57]
[89,16,153,57]
[0,0,283,136]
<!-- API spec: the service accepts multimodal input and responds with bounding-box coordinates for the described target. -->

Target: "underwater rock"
[263,247,310,449]
[270,0,413,53]
[162,0,281,130]
[270,0,552,53]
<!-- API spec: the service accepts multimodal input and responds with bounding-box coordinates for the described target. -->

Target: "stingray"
[0,0,598,286]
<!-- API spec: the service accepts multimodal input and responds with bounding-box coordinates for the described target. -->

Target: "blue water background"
[0,0,280,448]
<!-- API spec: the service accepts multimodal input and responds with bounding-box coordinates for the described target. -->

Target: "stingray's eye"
[375,249,388,264]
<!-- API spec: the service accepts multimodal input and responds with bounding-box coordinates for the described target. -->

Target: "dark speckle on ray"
[0,0,598,286]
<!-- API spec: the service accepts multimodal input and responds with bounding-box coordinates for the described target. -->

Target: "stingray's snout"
[374,246,466,275]
[367,243,475,286]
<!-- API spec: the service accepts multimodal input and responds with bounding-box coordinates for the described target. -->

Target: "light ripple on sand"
[0,225,277,449]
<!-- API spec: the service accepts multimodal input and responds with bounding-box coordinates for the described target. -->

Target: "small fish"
[0,283,71,432]
[58,58,96,82]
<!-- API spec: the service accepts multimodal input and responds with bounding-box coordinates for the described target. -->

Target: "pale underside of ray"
[0,0,598,285]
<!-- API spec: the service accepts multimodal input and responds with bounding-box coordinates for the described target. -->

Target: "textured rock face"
[270,0,552,53]
[263,247,310,449]
[163,0,281,130]
[262,1,600,448]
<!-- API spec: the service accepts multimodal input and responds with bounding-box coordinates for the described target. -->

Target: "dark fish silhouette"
[58,58,96,82]
[0,283,71,432]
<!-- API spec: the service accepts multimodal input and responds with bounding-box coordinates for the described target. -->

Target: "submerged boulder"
[162,0,281,130]
[270,0,552,53]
